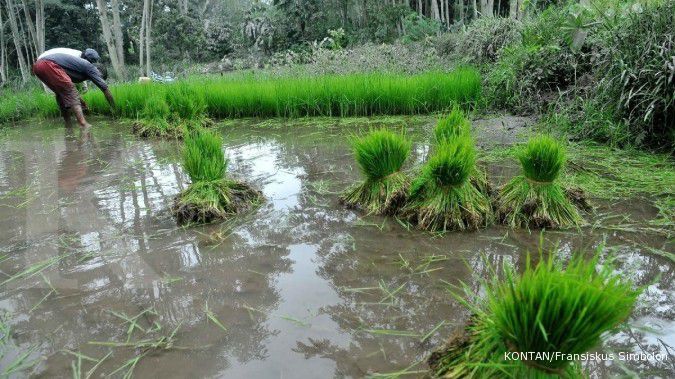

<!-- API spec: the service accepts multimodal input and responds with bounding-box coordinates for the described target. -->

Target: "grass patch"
[430,248,640,378]
[402,136,492,231]
[173,128,263,225]
[340,128,411,215]
[1,69,481,125]
[498,135,584,229]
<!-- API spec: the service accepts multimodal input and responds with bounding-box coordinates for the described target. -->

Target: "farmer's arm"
[103,88,115,109]
[86,65,115,109]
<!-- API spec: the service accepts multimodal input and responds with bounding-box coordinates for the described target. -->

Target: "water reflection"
[0,120,671,378]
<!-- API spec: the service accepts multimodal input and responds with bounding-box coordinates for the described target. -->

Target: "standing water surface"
[0,118,672,378]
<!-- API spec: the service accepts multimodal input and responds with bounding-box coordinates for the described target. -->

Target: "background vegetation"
[0,0,672,149]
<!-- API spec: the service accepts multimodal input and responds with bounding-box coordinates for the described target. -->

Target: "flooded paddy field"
[0,117,672,378]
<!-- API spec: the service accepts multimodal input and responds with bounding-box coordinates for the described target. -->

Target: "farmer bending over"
[32,48,115,128]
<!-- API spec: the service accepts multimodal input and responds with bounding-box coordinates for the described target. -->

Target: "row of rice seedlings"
[341,111,586,231]
[172,128,263,225]
[131,84,211,139]
[73,69,481,121]
[429,248,640,378]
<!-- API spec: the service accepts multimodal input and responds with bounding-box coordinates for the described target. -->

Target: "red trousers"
[32,59,83,111]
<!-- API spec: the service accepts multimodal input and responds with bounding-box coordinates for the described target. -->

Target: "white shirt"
[38,48,82,60]
[37,48,91,92]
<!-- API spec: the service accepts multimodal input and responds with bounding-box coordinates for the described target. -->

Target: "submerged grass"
[498,135,584,229]
[402,136,492,231]
[0,69,481,124]
[173,129,262,225]
[431,248,639,378]
[340,128,411,215]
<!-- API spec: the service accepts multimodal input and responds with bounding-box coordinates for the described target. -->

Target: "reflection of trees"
[0,125,294,377]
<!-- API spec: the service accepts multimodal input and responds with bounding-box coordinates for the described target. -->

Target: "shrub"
[442,17,523,64]
[403,137,492,231]
[484,8,594,113]
[596,1,675,148]
[431,248,640,377]
[498,135,584,228]
[340,128,411,214]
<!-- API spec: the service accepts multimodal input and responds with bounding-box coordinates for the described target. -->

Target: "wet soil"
[0,116,672,378]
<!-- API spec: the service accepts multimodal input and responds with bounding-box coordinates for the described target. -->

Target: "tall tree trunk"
[17,3,33,63]
[110,0,125,69]
[430,0,440,21]
[94,0,123,79]
[471,0,477,19]
[5,0,29,82]
[486,0,493,17]
[20,0,37,57]
[145,0,152,76]
[34,0,43,54]
[0,4,7,84]
[509,0,517,18]
[180,0,187,15]
[139,0,146,75]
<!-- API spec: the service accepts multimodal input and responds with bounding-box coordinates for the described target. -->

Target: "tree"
[5,0,29,82]
[94,0,125,79]
[110,0,125,71]
[0,3,7,85]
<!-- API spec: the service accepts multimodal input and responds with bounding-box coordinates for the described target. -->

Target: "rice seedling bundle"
[403,136,492,231]
[173,129,262,225]
[434,107,471,144]
[130,85,212,139]
[430,249,639,378]
[340,128,411,214]
[498,135,584,228]
[432,108,491,196]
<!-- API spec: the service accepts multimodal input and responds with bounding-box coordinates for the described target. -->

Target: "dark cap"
[82,48,100,63]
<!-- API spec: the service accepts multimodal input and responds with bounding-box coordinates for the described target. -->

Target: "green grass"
[403,137,492,231]
[498,135,583,229]
[0,69,481,124]
[340,128,411,215]
[434,107,471,144]
[173,129,262,224]
[432,248,639,378]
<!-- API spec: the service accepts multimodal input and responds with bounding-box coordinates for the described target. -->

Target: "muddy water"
[0,118,672,378]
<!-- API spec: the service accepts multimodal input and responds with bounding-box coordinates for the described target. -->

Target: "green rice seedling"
[402,136,492,231]
[430,248,639,378]
[173,129,263,224]
[434,107,471,144]
[498,135,584,228]
[132,93,179,138]
[433,108,491,196]
[340,128,411,215]
[165,83,206,120]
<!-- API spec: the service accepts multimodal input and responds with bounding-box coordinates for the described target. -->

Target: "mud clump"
[172,179,263,225]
